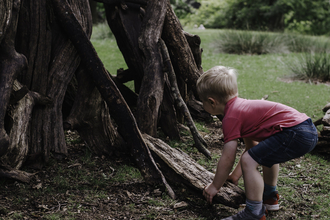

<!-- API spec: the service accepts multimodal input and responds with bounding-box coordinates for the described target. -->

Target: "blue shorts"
[248,118,318,168]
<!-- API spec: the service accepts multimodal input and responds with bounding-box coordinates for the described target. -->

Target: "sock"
[246,199,263,216]
[263,183,276,197]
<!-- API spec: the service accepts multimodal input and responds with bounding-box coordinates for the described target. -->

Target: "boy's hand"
[203,183,219,204]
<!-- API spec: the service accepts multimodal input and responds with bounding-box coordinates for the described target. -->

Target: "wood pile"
[314,103,330,142]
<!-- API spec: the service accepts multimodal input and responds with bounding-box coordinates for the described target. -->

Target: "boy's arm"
[203,140,237,204]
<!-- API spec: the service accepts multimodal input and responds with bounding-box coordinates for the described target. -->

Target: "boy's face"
[202,97,225,116]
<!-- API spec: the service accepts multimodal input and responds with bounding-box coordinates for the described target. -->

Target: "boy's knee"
[241,152,258,168]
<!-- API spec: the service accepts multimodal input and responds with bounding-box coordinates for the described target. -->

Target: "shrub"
[287,52,330,81]
[213,30,288,55]
[284,34,330,53]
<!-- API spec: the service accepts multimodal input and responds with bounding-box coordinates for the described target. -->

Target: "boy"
[197,66,318,220]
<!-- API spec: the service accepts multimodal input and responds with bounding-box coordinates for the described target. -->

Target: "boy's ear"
[208,97,216,106]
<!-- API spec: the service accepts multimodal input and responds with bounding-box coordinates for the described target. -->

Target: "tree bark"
[64,66,126,156]
[0,0,12,44]
[135,0,167,136]
[0,0,27,157]
[2,80,51,169]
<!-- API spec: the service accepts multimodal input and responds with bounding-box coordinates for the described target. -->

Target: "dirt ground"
[0,120,328,220]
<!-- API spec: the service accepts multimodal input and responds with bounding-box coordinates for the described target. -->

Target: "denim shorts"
[248,118,318,168]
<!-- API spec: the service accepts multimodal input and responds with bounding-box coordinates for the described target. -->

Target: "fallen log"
[143,134,245,208]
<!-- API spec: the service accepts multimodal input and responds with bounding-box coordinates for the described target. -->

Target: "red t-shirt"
[222,97,309,143]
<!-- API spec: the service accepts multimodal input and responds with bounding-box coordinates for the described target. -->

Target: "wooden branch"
[162,1,201,98]
[183,31,203,73]
[115,68,136,84]
[51,0,167,185]
[160,39,211,159]
[0,163,34,183]
[105,5,144,93]
[144,134,245,208]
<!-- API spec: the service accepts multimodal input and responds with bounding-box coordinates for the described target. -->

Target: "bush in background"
[184,0,330,36]
[212,30,330,55]
[213,30,289,55]
[287,52,330,81]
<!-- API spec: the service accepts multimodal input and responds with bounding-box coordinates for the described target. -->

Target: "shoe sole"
[264,204,279,211]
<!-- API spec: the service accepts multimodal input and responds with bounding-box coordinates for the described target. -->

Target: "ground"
[0,120,328,220]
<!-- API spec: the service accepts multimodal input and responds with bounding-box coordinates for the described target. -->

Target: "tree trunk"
[0,0,27,157]
[15,0,92,163]
[2,80,51,169]
[135,0,167,136]
[64,65,126,156]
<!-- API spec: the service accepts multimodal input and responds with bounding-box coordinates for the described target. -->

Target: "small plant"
[284,33,330,53]
[286,51,330,81]
[213,30,289,55]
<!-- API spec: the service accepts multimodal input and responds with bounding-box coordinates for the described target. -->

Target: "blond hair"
[196,66,238,104]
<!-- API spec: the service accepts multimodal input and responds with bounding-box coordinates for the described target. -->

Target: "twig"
[159,39,211,159]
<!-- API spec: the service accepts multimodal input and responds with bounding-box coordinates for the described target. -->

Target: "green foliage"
[184,0,330,35]
[283,0,330,35]
[213,30,289,55]
[181,0,227,28]
[171,0,194,19]
[212,30,330,55]
[223,0,290,31]
[284,34,330,53]
[287,52,330,81]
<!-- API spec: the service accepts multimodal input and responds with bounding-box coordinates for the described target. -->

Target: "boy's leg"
[221,152,266,220]
[263,164,280,211]
[263,164,279,187]
[241,152,263,202]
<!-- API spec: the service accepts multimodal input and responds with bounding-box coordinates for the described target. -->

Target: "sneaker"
[221,206,266,220]
[263,191,279,211]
